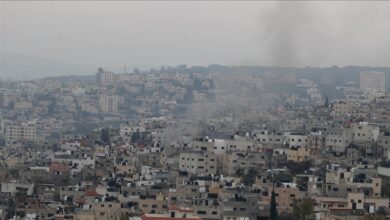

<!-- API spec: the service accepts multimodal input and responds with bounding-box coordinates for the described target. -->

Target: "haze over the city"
[3,2,390,220]
[1,1,390,79]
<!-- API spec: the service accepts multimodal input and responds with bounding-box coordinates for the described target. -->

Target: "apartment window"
[152,205,158,208]
[197,211,206,215]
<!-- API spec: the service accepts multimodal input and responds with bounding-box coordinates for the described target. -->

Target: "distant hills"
[0,53,97,80]
[0,53,155,80]
[1,53,390,89]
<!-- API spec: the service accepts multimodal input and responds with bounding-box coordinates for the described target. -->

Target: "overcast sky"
[1,1,390,68]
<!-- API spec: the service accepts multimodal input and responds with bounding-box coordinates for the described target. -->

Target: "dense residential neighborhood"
[0,67,390,220]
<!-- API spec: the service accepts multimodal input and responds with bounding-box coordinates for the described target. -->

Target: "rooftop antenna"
[124,65,127,74]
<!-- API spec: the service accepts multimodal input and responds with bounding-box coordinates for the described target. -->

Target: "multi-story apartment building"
[0,88,9,108]
[351,122,380,143]
[99,95,119,113]
[287,132,308,148]
[360,71,385,97]
[287,146,311,162]
[96,68,119,86]
[332,101,354,117]
[5,121,37,143]
[179,152,217,176]
[326,126,353,154]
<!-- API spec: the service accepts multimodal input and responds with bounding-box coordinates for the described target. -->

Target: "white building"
[360,71,385,97]
[351,122,380,143]
[5,121,37,143]
[326,126,353,153]
[0,88,9,108]
[96,68,119,86]
[99,95,119,113]
[287,132,308,148]
[120,122,146,142]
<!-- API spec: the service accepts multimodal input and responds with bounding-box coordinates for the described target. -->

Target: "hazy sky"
[2,1,390,68]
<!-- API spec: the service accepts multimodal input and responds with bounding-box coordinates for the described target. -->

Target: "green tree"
[120,213,129,220]
[284,160,313,175]
[270,189,278,220]
[101,128,110,146]
[381,176,390,198]
[324,96,329,108]
[363,214,385,220]
[243,167,258,186]
[292,199,315,220]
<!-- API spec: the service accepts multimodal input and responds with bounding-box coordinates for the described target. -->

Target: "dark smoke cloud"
[255,2,390,67]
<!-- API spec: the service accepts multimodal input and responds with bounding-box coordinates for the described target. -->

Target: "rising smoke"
[254,2,390,67]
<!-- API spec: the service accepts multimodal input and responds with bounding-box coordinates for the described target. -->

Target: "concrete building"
[351,122,380,143]
[179,152,217,176]
[326,126,353,154]
[333,101,354,117]
[287,147,311,162]
[360,71,385,97]
[0,88,9,108]
[96,68,119,86]
[288,132,308,148]
[99,95,119,113]
[5,121,37,143]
